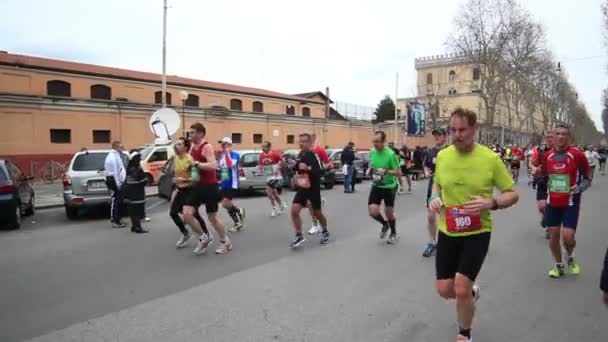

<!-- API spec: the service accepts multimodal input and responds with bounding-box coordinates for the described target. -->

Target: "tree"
[601,0,608,142]
[373,95,396,123]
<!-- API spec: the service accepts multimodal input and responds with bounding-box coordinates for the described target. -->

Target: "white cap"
[219,137,232,145]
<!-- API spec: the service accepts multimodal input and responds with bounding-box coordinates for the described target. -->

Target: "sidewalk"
[33,182,159,209]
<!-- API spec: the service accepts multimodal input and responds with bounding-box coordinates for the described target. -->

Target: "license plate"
[88,181,107,191]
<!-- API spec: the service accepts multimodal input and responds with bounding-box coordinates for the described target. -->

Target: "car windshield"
[241,153,260,167]
[0,165,8,182]
[139,147,154,160]
[72,153,109,171]
[357,152,370,161]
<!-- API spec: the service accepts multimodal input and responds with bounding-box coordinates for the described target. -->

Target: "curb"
[35,192,161,210]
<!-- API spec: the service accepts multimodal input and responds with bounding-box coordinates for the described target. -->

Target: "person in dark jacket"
[125,152,148,234]
[602,247,608,305]
[340,142,356,193]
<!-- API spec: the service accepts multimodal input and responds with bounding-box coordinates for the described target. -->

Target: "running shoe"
[176,234,192,248]
[387,234,399,244]
[229,222,243,233]
[548,264,565,278]
[290,235,306,248]
[112,221,126,228]
[144,216,151,222]
[320,231,330,244]
[472,284,480,303]
[422,242,437,257]
[194,237,208,255]
[271,207,278,217]
[379,224,389,239]
[239,207,246,223]
[280,203,288,212]
[215,239,233,254]
[568,260,581,275]
[308,224,321,235]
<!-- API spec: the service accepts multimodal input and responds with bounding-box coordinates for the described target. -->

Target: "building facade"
[0,52,373,178]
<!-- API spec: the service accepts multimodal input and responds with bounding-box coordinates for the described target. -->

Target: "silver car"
[237,150,272,192]
[63,150,128,219]
[327,149,364,183]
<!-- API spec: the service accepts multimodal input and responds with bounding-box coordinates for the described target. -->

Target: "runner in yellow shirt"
[428,108,519,342]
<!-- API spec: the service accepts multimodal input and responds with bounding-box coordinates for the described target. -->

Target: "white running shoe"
[144,216,151,222]
[194,235,209,255]
[308,224,321,235]
[271,208,278,217]
[215,239,233,254]
[280,202,288,213]
[176,234,192,248]
[472,284,480,303]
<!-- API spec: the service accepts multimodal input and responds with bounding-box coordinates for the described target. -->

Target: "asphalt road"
[1,176,607,342]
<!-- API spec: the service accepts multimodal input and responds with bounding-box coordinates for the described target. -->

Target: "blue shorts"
[545,194,581,230]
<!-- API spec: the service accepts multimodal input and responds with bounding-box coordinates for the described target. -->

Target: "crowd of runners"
[104,107,608,342]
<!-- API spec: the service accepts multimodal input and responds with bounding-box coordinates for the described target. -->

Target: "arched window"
[448,70,456,82]
[185,94,199,107]
[154,91,172,105]
[426,73,433,85]
[286,105,295,115]
[47,80,71,97]
[472,68,481,81]
[252,101,264,113]
[302,107,311,117]
[230,99,243,111]
[90,84,111,100]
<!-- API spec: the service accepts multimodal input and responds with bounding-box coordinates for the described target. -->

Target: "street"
[1,177,607,342]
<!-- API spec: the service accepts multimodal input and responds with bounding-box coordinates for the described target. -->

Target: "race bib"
[445,206,482,233]
[220,168,230,181]
[548,174,570,193]
[264,165,274,176]
[512,155,520,161]
[372,172,384,185]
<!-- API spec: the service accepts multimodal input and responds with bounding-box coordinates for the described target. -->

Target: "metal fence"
[331,101,375,121]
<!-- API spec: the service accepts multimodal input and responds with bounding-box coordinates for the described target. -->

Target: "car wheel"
[8,204,21,229]
[324,182,334,190]
[65,206,78,220]
[145,173,154,186]
[24,196,35,216]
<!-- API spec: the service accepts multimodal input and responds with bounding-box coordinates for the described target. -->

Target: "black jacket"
[124,155,146,205]
[601,247,608,293]
[340,146,355,166]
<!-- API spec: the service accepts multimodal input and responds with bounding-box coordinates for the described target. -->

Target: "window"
[448,70,456,82]
[148,149,168,163]
[50,129,71,144]
[252,101,264,113]
[302,107,311,117]
[253,133,263,144]
[230,99,243,111]
[231,133,242,144]
[286,105,295,115]
[473,68,481,81]
[47,80,71,97]
[241,153,260,167]
[185,94,199,107]
[92,130,111,143]
[154,91,172,105]
[90,84,111,100]
[426,73,433,85]
[73,152,109,171]
[286,134,295,144]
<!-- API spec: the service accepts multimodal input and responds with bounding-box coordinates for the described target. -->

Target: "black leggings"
[170,189,208,236]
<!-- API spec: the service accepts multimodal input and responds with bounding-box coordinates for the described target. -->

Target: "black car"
[0,160,35,229]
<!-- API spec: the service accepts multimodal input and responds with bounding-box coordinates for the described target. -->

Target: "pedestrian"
[104,141,127,228]
[124,152,148,234]
[422,128,447,257]
[429,108,519,342]
[413,146,423,180]
[218,137,246,232]
[340,141,355,193]
[290,132,329,248]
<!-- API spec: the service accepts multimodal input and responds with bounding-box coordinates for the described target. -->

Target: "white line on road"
[146,199,167,211]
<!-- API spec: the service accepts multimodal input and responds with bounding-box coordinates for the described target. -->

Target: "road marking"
[146,199,166,211]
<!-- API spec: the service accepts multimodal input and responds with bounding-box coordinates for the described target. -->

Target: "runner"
[186,123,232,255]
[530,130,554,239]
[388,142,405,194]
[601,246,608,305]
[169,137,210,248]
[598,145,607,175]
[429,108,518,342]
[509,143,525,182]
[422,128,448,257]
[307,133,330,235]
[367,131,401,244]
[398,145,413,193]
[218,137,246,232]
[259,141,287,217]
[542,124,591,278]
[583,146,599,183]
[290,133,330,248]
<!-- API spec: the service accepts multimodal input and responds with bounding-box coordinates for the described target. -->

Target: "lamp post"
[179,90,188,136]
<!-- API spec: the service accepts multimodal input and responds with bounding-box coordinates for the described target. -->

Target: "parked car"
[281,149,336,190]
[62,149,128,219]
[0,160,35,229]
[356,150,371,179]
[157,156,175,200]
[139,143,174,185]
[237,150,274,193]
[327,149,364,183]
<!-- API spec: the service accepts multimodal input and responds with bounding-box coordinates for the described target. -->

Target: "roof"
[293,91,333,104]
[0,52,325,105]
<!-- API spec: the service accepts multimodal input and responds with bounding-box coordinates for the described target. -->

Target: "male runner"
[260,141,287,217]
[542,124,591,278]
[308,133,331,235]
[388,142,405,194]
[398,145,413,193]
[368,131,401,244]
[422,128,447,257]
[584,146,599,183]
[597,145,607,175]
[509,143,525,182]
[185,123,232,255]
[290,133,330,247]
[429,108,518,342]
[218,137,245,232]
[530,130,554,239]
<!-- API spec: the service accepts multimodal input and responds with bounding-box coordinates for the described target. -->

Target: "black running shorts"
[184,183,221,213]
[436,231,491,282]
[368,186,396,207]
[220,187,237,200]
[293,187,322,210]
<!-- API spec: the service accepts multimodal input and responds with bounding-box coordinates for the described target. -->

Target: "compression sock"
[371,214,387,226]
[388,219,396,235]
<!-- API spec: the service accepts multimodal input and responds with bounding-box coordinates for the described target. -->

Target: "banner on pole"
[407,102,426,136]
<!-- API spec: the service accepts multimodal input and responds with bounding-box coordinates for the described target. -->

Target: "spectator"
[104,141,126,228]
[602,247,608,305]
[413,146,424,180]
[124,152,148,234]
[341,142,356,193]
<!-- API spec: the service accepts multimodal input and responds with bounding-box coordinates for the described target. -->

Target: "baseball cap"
[432,128,447,136]
[219,137,232,145]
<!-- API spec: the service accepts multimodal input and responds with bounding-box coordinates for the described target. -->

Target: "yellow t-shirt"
[174,154,194,188]
[434,144,514,237]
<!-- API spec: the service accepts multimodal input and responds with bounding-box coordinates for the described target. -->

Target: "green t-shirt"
[434,144,514,237]
[369,147,400,189]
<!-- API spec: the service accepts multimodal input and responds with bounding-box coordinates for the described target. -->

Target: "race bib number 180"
[445,206,482,233]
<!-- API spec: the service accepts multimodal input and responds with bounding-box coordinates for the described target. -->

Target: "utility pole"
[394,72,399,144]
[325,86,330,120]
[161,0,168,108]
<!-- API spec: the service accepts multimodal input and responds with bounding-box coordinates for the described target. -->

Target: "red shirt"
[541,146,590,207]
[259,151,281,166]
[313,145,330,164]
[511,148,525,162]
[191,141,218,185]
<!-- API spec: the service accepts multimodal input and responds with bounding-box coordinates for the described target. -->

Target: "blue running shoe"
[320,231,330,244]
[422,242,437,257]
[290,235,306,248]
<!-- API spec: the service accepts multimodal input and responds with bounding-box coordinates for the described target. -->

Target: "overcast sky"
[1,0,606,128]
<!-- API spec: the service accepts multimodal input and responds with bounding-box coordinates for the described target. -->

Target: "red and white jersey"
[541,146,590,207]
[511,148,525,162]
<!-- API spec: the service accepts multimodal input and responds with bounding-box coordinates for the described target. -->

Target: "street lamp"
[179,90,189,136]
